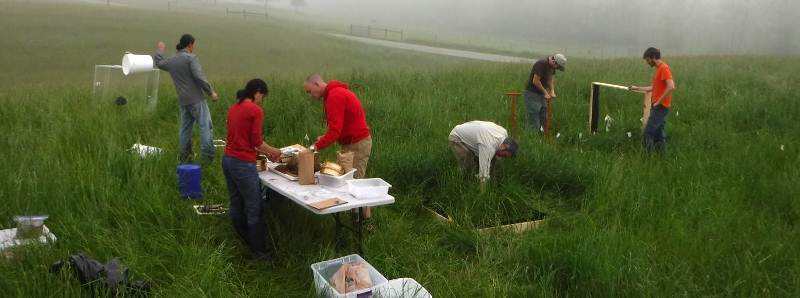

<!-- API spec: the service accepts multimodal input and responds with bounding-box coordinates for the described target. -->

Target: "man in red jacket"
[305,74,372,177]
[305,74,374,217]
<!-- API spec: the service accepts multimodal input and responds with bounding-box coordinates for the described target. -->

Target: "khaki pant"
[449,140,477,172]
[342,136,373,218]
[341,136,372,179]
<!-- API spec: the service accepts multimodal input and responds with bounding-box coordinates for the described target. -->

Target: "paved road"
[328,33,535,64]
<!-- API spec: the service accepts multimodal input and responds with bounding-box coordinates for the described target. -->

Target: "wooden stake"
[503,92,521,137]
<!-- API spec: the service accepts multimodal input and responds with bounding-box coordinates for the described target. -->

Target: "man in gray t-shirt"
[153,34,218,162]
[524,53,566,133]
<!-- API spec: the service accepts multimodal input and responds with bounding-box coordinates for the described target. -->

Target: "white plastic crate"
[311,254,388,298]
[346,178,391,200]
[316,169,357,188]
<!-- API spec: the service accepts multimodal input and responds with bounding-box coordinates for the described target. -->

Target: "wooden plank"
[425,206,545,234]
[592,81,628,90]
[592,82,646,93]
[477,219,546,234]
[425,206,451,223]
[642,91,652,129]
[589,83,600,133]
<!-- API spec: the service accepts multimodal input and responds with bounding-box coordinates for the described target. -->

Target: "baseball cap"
[553,53,567,71]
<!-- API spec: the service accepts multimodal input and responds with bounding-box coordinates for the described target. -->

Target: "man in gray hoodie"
[153,34,218,162]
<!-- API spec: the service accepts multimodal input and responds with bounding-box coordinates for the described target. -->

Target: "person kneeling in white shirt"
[448,121,518,188]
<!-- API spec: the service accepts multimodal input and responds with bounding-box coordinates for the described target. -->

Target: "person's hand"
[309,136,322,151]
[550,92,557,99]
[211,92,219,101]
[544,93,552,100]
[157,41,165,52]
[266,147,281,162]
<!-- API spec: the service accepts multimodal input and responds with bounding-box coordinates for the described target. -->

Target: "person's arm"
[152,41,170,70]
[477,142,494,183]
[313,94,345,151]
[256,143,281,161]
[652,79,675,107]
[532,74,551,99]
[250,109,280,160]
[189,56,218,100]
[549,78,556,98]
[629,85,653,92]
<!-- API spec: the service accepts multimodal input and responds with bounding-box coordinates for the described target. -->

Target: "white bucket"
[121,53,154,75]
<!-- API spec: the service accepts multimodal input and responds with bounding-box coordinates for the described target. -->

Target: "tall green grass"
[1,1,799,297]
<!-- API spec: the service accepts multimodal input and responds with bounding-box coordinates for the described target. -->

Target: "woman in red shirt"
[222,78,281,260]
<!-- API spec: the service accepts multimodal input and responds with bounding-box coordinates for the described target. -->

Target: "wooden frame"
[589,82,651,133]
[425,206,546,234]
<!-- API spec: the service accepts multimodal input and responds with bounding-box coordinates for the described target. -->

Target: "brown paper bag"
[330,262,373,294]
[346,262,373,292]
[336,150,354,173]
[297,149,315,185]
[331,264,348,294]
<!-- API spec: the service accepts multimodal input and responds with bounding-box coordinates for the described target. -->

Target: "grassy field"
[1,1,799,297]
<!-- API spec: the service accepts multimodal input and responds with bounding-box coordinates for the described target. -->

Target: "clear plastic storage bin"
[311,254,388,298]
[13,215,49,239]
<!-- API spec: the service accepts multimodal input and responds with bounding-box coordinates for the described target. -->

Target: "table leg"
[260,185,268,202]
[354,207,364,255]
[333,212,344,249]
[331,209,365,254]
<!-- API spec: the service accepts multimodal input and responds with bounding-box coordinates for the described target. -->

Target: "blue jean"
[179,101,214,161]
[524,90,547,132]
[643,105,669,152]
[222,155,269,256]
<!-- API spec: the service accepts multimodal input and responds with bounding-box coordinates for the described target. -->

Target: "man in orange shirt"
[630,47,676,153]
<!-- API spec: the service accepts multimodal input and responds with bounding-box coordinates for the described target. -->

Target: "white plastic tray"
[347,178,391,200]
[316,169,357,187]
[267,162,299,181]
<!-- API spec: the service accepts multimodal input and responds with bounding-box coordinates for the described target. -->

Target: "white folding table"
[258,163,394,254]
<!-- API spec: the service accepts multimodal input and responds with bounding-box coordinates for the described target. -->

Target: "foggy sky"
[297,0,800,56]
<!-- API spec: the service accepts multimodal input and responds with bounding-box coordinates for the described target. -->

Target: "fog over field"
[292,0,799,55]
[58,0,800,55]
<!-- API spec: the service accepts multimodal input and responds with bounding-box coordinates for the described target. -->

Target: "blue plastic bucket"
[176,164,202,199]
